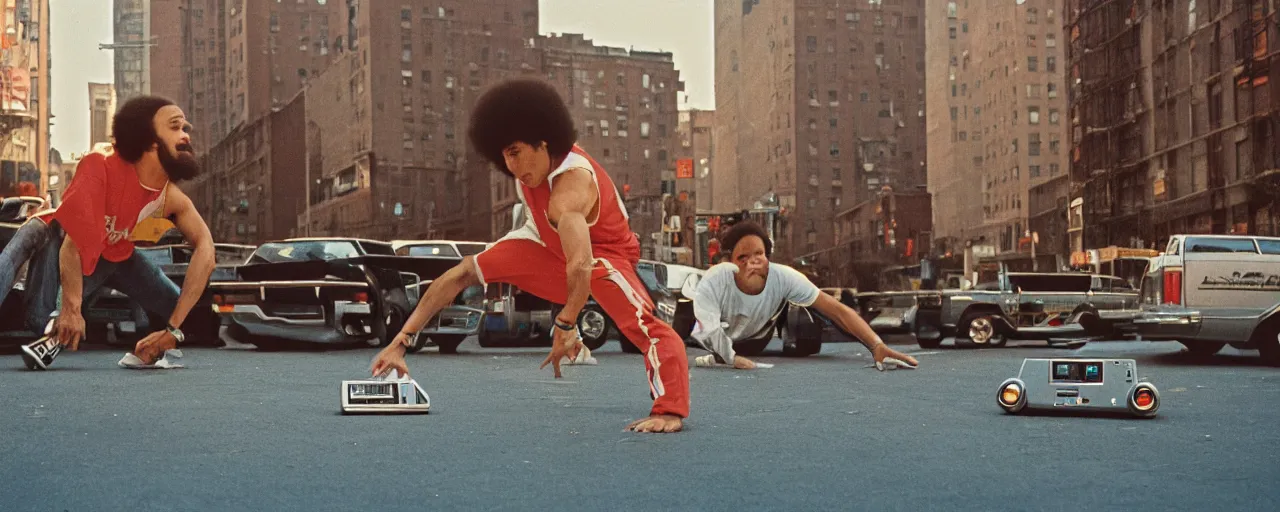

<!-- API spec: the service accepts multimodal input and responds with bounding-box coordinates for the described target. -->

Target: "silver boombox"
[997,358,1160,418]
[340,372,431,414]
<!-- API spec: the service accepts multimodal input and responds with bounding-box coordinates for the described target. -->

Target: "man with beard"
[0,96,215,370]
[690,221,919,371]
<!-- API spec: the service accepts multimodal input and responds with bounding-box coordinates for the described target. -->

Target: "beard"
[158,141,201,182]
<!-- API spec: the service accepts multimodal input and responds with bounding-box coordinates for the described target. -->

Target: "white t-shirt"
[691,262,822,363]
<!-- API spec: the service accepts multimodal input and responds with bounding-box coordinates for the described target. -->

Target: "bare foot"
[624,414,684,433]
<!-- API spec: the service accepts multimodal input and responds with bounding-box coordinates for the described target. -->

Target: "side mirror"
[680,274,700,299]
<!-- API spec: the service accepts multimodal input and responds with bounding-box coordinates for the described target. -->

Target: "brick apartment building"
[926,0,1071,271]
[225,0,331,134]
[185,93,306,244]
[1067,0,1280,249]
[529,33,684,258]
[299,0,544,242]
[714,0,928,266]
[172,1,686,251]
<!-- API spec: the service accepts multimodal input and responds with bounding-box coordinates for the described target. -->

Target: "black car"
[211,238,458,351]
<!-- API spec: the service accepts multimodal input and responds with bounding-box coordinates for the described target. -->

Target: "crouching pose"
[369,79,689,433]
[0,97,215,369]
[690,221,919,371]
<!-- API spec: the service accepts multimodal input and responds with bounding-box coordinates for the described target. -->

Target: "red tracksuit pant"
[473,239,691,418]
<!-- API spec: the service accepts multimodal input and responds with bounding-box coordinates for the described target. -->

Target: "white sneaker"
[694,354,721,367]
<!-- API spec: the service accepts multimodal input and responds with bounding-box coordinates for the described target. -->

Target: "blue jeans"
[0,219,181,333]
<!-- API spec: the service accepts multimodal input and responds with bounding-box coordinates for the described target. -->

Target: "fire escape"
[1239,0,1280,234]
[1069,0,1149,248]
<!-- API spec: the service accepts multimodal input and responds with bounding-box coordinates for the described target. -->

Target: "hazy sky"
[49,0,713,155]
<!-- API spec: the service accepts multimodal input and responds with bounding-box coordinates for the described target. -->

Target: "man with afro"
[369,79,689,433]
[0,96,216,370]
[690,221,920,371]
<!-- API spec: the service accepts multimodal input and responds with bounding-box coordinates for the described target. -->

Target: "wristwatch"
[165,323,185,344]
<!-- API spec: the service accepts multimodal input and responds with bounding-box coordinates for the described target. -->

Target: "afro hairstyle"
[720,221,773,258]
[467,79,578,175]
[111,95,177,163]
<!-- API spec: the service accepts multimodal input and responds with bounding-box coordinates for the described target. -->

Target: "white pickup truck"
[1104,235,1280,364]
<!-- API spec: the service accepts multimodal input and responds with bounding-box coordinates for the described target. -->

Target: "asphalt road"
[1,336,1277,511]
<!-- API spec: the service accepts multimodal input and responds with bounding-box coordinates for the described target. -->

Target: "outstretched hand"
[540,326,580,378]
[872,343,919,370]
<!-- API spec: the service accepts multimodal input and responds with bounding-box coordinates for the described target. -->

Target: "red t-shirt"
[35,150,168,275]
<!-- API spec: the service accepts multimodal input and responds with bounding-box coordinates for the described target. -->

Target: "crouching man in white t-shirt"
[690,221,919,371]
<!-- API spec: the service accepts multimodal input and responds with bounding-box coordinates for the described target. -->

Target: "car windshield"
[403,244,460,257]
[250,241,360,263]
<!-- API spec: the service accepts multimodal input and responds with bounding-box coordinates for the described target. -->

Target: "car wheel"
[1178,340,1224,357]
[1252,318,1280,366]
[431,334,465,354]
[963,314,1006,347]
[576,306,612,351]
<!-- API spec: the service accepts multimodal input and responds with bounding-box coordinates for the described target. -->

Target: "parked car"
[478,259,693,351]
[1075,235,1280,364]
[910,271,1140,348]
[211,238,458,351]
[83,243,256,346]
[391,239,489,258]
[390,240,489,353]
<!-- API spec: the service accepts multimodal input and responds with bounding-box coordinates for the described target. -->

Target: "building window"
[1029,133,1041,155]
[1029,107,1040,124]
[1049,109,1060,124]
[1046,34,1057,48]
[1027,57,1038,71]
[1026,8,1038,24]
[829,143,840,157]
[1047,82,1058,98]
[1046,56,1057,72]
[270,13,279,32]
[640,122,650,138]
[806,36,817,52]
